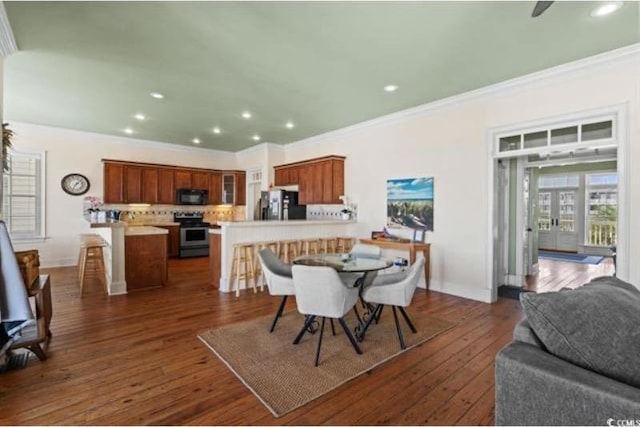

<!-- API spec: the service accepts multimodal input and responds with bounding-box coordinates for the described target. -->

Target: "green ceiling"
[4,1,639,152]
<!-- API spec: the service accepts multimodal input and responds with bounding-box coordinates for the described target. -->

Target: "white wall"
[10,123,238,266]
[282,49,640,302]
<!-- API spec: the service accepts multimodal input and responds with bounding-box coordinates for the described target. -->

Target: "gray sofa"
[495,277,640,426]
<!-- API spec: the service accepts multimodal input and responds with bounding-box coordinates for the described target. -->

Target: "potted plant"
[340,208,351,220]
[2,123,14,172]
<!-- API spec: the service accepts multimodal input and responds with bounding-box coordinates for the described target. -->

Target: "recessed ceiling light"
[213,126,221,134]
[192,138,201,144]
[285,121,295,129]
[150,92,164,99]
[123,127,134,135]
[242,111,252,119]
[383,84,399,92]
[590,2,622,17]
[134,113,146,121]
[252,134,261,141]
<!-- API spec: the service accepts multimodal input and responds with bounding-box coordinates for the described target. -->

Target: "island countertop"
[125,226,169,236]
[213,219,356,228]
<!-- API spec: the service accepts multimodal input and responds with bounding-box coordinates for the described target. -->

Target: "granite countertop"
[215,219,356,227]
[125,226,170,236]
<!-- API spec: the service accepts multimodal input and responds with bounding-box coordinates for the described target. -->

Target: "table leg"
[423,248,430,290]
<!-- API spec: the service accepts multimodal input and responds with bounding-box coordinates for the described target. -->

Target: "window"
[2,150,46,239]
[585,172,617,247]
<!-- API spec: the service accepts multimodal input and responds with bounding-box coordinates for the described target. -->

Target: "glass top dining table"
[293,253,393,273]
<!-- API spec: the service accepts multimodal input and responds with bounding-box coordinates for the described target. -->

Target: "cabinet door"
[310,162,323,204]
[158,168,175,204]
[321,161,333,203]
[274,168,286,186]
[174,170,192,189]
[235,172,246,205]
[222,174,234,204]
[104,163,125,203]
[209,173,222,205]
[192,171,209,190]
[331,158,345,204]
[141,167,158,204]
[288,167,299,185]
[298,166,311,205]
[125,166,143,203]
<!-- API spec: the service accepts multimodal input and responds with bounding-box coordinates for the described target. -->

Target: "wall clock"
[61,173,90,196]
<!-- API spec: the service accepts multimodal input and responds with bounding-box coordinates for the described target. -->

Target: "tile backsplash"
[102,204,245,224]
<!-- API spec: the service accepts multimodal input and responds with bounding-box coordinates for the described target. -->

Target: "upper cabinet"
[102,160,246,205]
[273,155,345,204]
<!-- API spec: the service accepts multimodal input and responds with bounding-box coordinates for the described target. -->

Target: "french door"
[538,189,579,251]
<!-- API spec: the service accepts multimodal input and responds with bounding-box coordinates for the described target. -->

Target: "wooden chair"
[78,234,107,296]
[279,240,300,264]
[319,237,338,254]
[230,243,257,297]
[300,238,321,256]
[10,275,52,361]
[337,237,355,253]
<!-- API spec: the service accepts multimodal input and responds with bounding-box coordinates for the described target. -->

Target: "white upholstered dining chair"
[257,248,295,333]
[350,243,382,259]
[291,265,362,366]
[361,257,425,349]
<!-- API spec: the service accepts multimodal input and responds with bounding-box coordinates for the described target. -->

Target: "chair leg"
[392,306,406,350]
[330,318,336,336]
[356,303,380,342]
[338,317,362,355]
[28,344,47,361]
[314,317,326,366]
[398,306,417,333]
[375,304,384,324]
[353,305,363,325]
[293,315,316,344]
[269,295,288,333]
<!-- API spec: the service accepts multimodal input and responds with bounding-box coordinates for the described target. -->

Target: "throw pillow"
[520,281,640,388]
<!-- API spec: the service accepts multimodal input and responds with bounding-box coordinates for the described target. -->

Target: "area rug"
[539,250,604,265]
[198,310,455,417]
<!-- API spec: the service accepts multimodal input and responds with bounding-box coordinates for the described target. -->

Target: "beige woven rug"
[198,309,455,417]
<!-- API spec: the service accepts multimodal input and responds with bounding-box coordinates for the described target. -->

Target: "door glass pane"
[586,185,617,247]
[523,131,547,149]
[582,120,613,141]
[499,135,521,152]
[550,126,578,145]
[538,192,551,231]
[558,191,575,232]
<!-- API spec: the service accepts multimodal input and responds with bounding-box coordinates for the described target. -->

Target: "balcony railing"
[587,220,616,246]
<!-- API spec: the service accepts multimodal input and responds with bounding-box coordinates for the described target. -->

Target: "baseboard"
[108,280,127,296]
[428,280,493,303]
[506,274,525,287]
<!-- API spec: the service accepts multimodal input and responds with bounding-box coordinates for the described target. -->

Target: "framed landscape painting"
[386,177,434,231]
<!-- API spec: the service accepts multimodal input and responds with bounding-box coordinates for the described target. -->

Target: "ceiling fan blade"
[532,1,554,17]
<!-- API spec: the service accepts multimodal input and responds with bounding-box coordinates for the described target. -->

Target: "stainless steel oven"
[175,212,210,258]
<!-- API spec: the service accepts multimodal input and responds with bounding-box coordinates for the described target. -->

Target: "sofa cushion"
[520,277,640,388]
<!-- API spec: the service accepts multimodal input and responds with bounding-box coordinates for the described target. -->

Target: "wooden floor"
[524,256,614,293]
[0,257,523,425]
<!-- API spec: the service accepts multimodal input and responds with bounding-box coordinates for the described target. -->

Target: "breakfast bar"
[209,220,357,293]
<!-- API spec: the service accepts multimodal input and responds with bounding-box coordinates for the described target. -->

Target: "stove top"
[174,212,210,227]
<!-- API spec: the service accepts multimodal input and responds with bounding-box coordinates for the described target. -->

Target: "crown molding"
[287,43,640,151]
[0,2,18,57]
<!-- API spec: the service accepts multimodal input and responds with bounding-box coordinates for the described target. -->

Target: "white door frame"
[486,104,629,302]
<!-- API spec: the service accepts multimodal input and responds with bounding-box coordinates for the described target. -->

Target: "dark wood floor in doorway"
[0,257,523,425]
[525,257,615,293]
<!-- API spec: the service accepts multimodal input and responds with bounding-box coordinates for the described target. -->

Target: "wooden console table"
[359,239,431,290]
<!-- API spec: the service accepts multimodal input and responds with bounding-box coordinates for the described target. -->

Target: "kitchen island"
[87,220,168,295]
[209,219,357,293]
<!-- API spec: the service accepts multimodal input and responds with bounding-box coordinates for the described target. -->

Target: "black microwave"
[176,188,208,205]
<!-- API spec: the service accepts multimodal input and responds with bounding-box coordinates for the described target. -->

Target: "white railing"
[587,220,616,246]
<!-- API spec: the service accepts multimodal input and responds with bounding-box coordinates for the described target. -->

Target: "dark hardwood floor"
[525,256,614,293]
[0,257,523,425]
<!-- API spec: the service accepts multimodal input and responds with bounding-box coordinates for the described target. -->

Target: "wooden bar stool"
[337,237,355,253]
[230,243,257,297]
[319,237,338,254]
[300,238,321,256]
[78,234,107,296]
[279,240,300,264]
[253,241,279,291]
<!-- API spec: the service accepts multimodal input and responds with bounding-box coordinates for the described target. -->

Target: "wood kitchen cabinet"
[273,155,345,204]
[156,225,180,258]
[102,160,248,206]
[235,172,246,205]
[174,170,192,190]
[104,162,125,203]
[125,234,168,290]
[157,168,175,204]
